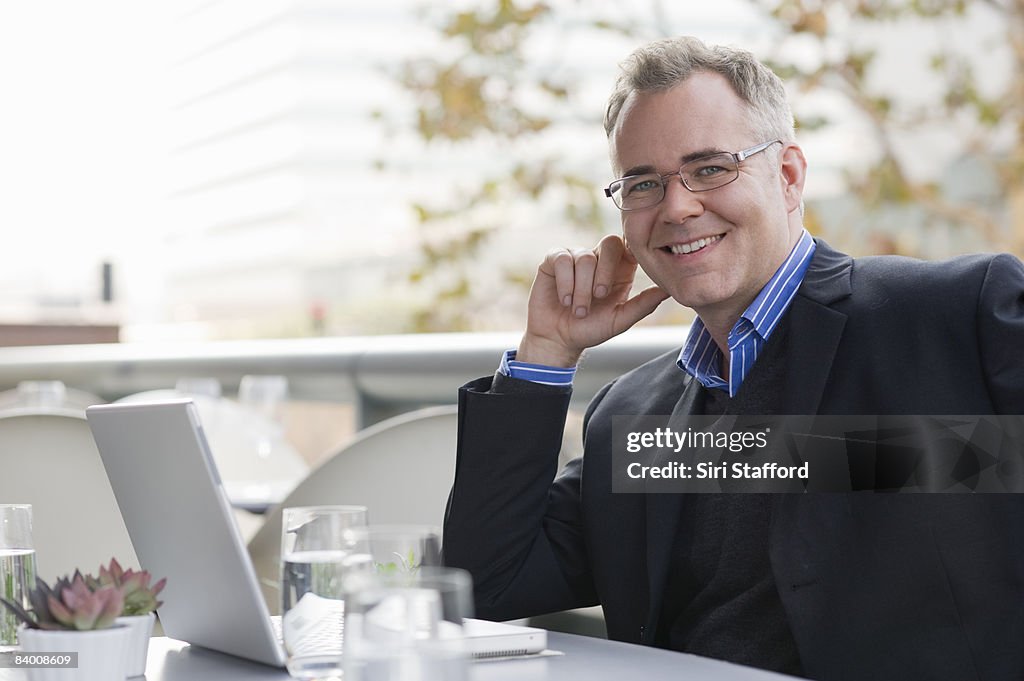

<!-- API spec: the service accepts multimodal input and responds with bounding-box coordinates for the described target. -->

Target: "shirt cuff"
[497,349,576,386]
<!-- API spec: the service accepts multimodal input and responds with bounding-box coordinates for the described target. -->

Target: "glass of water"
[0,504,35,649]
[280,505,368,680]
[340,525,442,576]
[342,566,473,681]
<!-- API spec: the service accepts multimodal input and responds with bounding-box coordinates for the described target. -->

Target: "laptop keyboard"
[271,614,345,650]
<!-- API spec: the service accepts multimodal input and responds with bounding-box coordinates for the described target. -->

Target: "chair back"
[0,412,137,581]
[247,405,457,612]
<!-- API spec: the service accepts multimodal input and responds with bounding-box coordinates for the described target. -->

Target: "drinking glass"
[342,566,473,681]
[239,375,289,426]
[280,505,368,680]
[0,504,35,649]
[16,381,67,409]
[239,375,289,461]
[174,377,222,399]
[340,525,442,577]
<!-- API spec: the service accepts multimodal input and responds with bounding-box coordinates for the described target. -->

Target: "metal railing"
[0,328,686,428]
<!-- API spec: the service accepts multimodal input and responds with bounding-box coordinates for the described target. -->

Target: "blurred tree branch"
[375,0,610,332]
[754,0,1023,255]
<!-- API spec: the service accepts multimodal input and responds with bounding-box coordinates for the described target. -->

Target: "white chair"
[247,403,606,637]
[0,411,137,581]
[247,405,458,613]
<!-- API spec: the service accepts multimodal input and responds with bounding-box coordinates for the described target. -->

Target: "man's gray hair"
[604,36,795,143]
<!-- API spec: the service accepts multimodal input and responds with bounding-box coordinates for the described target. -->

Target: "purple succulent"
[48,575,123,630]
[0,573,124,631]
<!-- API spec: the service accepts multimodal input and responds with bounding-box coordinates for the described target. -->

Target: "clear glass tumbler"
[342,566,473,681]
[340,525,442,577]
[280,505,368,680]
[0,504,35,649]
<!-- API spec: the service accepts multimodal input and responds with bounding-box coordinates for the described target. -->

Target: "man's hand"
[517,234,670,367]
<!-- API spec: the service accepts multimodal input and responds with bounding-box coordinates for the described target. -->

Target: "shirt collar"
[735,229,816,342]
[677,229,816,378]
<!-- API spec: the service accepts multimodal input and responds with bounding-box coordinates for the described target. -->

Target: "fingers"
[541,247,598,318]
[540,235,636,318]
[593,234,631,299]
[542,249,577,309]
[570,248,597,318]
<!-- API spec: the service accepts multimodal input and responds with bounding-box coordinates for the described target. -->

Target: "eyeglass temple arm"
[735,139,781,162]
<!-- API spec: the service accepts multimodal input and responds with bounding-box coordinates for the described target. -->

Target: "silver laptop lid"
[86,400,287,667]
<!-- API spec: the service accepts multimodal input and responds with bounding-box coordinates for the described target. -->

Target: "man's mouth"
[664,234,723,255]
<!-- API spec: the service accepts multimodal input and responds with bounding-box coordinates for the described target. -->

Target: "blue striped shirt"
[500,349,576,386]
[679,229,816,397]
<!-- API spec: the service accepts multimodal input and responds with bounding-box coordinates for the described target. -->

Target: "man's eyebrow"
[681,147,726,163]
[620,164,656,177]
[620,148,727,178]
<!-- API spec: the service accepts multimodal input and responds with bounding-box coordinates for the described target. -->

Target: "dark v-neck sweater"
[655,317,805,677]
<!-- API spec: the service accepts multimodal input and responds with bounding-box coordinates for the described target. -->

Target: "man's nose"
[659,173,704,222]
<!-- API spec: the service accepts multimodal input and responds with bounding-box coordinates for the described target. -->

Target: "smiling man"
[443,37,1024,680]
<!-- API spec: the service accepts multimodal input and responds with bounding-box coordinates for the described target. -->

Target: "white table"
[0,633,801,680]
[134,634,801,681]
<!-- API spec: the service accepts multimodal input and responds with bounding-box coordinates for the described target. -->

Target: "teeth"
[669,234,722,255]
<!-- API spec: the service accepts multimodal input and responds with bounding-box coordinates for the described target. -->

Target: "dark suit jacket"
[444,241,1024,680]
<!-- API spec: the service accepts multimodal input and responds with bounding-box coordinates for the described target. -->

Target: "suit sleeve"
[977,253,1024,414]
[442,374,602,620]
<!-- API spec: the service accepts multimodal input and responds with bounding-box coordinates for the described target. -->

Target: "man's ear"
[779,143,807,215]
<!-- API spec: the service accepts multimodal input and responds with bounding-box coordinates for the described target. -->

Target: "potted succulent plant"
[86,558,166,678]
[0,572,131,681]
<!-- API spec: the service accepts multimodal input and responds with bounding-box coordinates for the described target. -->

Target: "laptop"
[85,399,547,666]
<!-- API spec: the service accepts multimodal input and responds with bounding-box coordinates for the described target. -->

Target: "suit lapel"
[773,239,853,414]
[770,296,848,414]
[766,239,853,607]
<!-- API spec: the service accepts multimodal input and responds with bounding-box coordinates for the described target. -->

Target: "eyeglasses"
[604,139,782,211]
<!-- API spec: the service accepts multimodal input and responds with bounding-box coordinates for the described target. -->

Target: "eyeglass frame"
[603,139,783,211]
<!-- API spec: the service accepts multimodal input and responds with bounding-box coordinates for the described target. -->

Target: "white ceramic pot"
[115,612,156,677]
[18,625,131,681]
